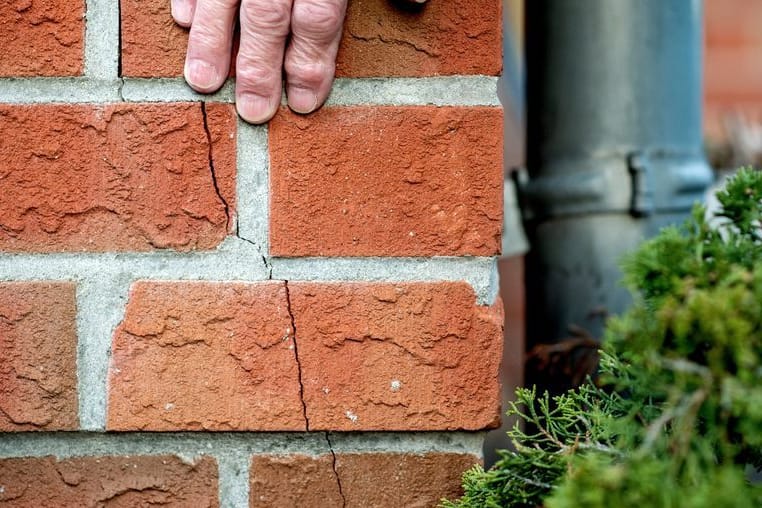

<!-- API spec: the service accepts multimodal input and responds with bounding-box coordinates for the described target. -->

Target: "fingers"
[285,0,347,114]
[235,0,293,124]
[171,0,197,27]
[184,0,238,93]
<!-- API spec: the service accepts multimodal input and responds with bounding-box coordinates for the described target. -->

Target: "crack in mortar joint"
[325,433,347,508]
[284,281,309,430]
[200,102,231,231]
[236,232,273,279]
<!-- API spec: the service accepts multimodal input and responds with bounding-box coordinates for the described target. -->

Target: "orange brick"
[249,452,477,508]
[250,455,343,507]
[0,103,236,252]
[120,0,501,78]
[289,282,503,431]
[107,281,305,431]
[337,0,502,77]
[0,455,218,507]
[0,282,78,431]
[0,0,84,77]
[269,106,503,257]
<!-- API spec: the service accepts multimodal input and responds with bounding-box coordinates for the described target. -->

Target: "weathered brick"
[0,282,78,431]
[107,281,305,431]
[0,455,218,507]
[249,452,477,508]
[120,0,500,78]
[0,1,84,77]
[250,455,343,508]
[0,103,236,252]
[337,0,502,77]
[289,282,503,431]
[270,106,503,257]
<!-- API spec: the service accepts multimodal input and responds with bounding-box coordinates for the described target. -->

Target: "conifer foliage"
[444,169,762,507]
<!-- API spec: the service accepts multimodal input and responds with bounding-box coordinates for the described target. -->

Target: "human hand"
[171,0,346,124]
[172,0,428,124]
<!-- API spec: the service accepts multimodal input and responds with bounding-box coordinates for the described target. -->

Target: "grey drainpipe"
[521,0,713,391]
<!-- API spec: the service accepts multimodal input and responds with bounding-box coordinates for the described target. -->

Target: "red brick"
[269,106,503,257]
[250,455,343,508]
[0,282,78,431]
[107,281,305,431]
[0,103,236,252]
[0,1,84,77]
[337,0,502,77]
[289,282,503,431]
[0,455,218,507]
[120,0,500,78]
[249,452,477,508]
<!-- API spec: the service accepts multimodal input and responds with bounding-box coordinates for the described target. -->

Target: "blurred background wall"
[485,0,762,466]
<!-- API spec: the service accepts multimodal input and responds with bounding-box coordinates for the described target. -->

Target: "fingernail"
[185,59,220,91]
[171,0,193,25]
[287,86,318,114]
[237,93,273,124]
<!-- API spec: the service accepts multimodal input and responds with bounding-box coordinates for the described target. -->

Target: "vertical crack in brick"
[284,280,309,430]
[117,0,123,77]
[325,432,347,508]
[200,102,231,231]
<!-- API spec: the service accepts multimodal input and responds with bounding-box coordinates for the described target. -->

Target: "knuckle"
[292,0,345,36]
[240,0,291,32]
[189,18,229,48]
[235,62,280,89]
[284,59,329,87]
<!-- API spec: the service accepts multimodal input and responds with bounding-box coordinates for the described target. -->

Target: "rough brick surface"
[120,0,500,78]
[107,281,305,431]
[0,1,84,77]
[249,452,477,508]
[250,455,343,508]
[337,0,502,77]
[270,106,503,257]
[0,282,78,431]
[289,282,503,430]
[0,103,235,252]
[0,455,218,507]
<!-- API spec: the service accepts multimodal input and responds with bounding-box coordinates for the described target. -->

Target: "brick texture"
[269,106,503,257]
[0,1,84,77]
[0,103,235,252]
[250,452,477,508]
[107,281,305,431]
[337,0,502,77]
[120,0,501,78]
[0,455,218,507]
[250,454,343,507]
[0,282,78,431]
[289,282,503,431]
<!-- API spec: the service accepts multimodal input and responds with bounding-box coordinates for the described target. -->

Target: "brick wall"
[0,0,504,506]
[704,0,762,141]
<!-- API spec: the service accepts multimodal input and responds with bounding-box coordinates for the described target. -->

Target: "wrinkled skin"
[171,0,428,123]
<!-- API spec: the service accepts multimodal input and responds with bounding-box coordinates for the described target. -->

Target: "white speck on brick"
[165,403,174,411]
[390,380,402,392]
[346,410,358,423]
[323,387,330,394]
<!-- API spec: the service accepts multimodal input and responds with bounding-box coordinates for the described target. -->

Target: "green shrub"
[443,168,762,508]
